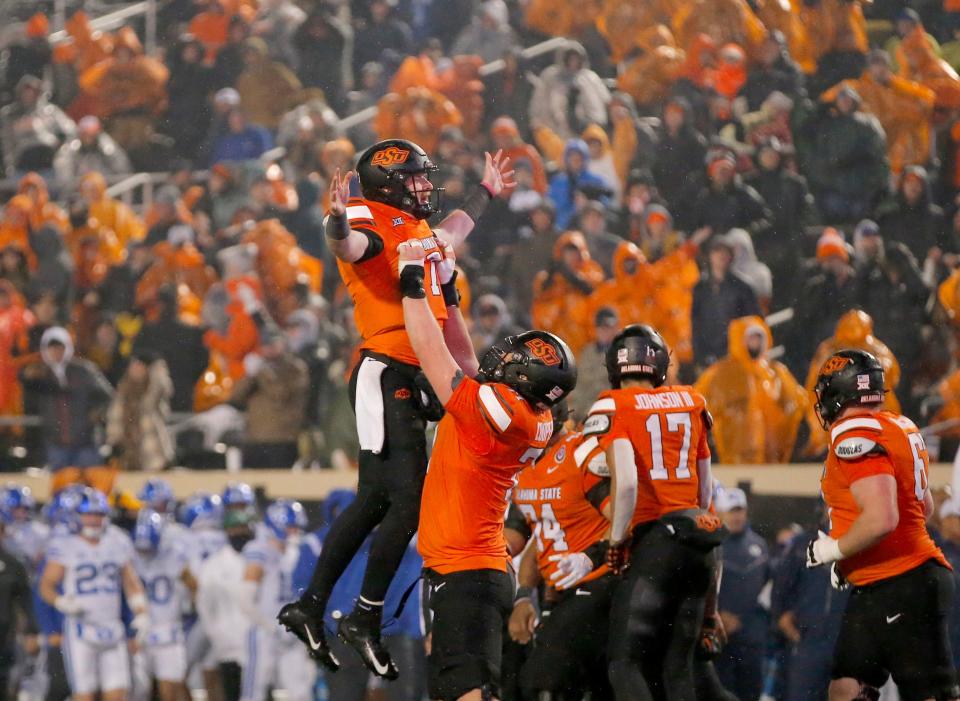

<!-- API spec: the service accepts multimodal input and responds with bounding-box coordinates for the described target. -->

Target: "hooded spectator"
[745,137,815,307]
[679,151,771,238]
[374,86,463,154]
[19,327,113,481]
[250,0,306,67]
[352,0,413,76]
[451,0,519,63]
[0,282,34,419]
[292,11,351,110]
[793,88,888,223]
[546,139,612,230]
[98,240,151,314]
[652,97,708,208]
[0,245,30,295]
[164,35,216,159]
[482,48,535,134]
[136,224,217,324]
[672,0,767,60]
[577,201,622,276]
[691,234,762,369]
[211,14,251,88]
[802,309,902,457]
[0,75,76,176]
[726,228,773,312]
[78,26,169,122]
[134,285,209,412]
[53,116,132,184]
[490,117,547,194]
[823,50,934,176]
[529,41,610,141]
[504,201,559,319]
[0,197,36,270]
[696,316,807,463]
[615,25,686,108]
[189,0,232,63]
[105,349,174,472]
[874,166,946,262]
[17,173,68,233]
[738,32,805,112]
[790,229,857,369]
[470,294,523,358]
[851,222,929,397]
[229,327,308,467]
[589,241,654,331]
[1,13,53,99]
[209,108,274,165]
[571,306,623,420]
[531,231,605,353]
[28,222,74,312]
[77,171,145,247]
[65,197,124,293]
[896,14,960,110]
[235,37,302,130]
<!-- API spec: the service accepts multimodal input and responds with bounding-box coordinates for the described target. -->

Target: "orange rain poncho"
[822,73,935,174]
[615,25,687,108]
[374,87,463,154]
[596,0,679,62]
[531,231,605,354]
[79,172,145,247]
[65,215,123,290]
[803,309,902,457]
[525,0,604,39]
[754,0,815,73]
[17,173,69,234]
[136,241,218,325]
[0,281,35,419]
[590,241,655,327]
[672,0,767,60]
[799,0,868,63]
[696,316,808,463]
[641,232,702,365]
[0,197,36,269]
[78,27,169,119]
[897,24,960,110]
[241,219,322,323]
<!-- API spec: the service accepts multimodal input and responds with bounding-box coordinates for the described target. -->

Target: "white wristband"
[128,593,147,612]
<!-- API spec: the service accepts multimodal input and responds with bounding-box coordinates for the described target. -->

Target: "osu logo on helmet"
[820,355,852,376]
[371,147,411,167]
[525,339,561,366]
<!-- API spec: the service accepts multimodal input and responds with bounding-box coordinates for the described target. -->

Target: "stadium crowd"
[6,0,960,476]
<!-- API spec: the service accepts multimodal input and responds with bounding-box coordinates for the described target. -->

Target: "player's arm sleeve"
[696,408,714,509]
[832,426,895,483]
[577,440,612,514]
[443,377,506,455]
[324,203,384,263]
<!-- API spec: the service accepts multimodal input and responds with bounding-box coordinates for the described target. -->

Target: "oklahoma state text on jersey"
[822,410,949,586]
[512,431,611,584]
[585,386,711,527]
[336,197,448,365]
[419,378,554,575]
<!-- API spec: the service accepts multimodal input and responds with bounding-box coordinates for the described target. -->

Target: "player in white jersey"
[239,500,315,701]
[39,488,149,701]
[139,479,188,550]
[132,510,195,701]
[2,484,49,571]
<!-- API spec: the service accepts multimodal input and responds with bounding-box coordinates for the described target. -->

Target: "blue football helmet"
[133,509,165,553]
[75,487,110,539]
[180,492,223,529]
[264,500,307,541]
[222,482,255,508]
[44,489,80,530]
[3,484,35,512]
[139,478,175,513]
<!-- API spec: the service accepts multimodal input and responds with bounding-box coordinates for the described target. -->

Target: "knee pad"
[853,684,880,701]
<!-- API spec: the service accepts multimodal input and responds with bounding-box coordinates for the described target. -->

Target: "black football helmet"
[605,324,670,389]
[478,331,577,408]
[356,139,442,220]
[813,349,885,428]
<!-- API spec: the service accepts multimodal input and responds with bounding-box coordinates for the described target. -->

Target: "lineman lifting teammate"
[279,139,515,677]
[806,349,960,701]
[585,324,721,700]
[397,236,577,701]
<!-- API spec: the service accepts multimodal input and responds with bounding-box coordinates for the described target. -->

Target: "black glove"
[414,372,445,421]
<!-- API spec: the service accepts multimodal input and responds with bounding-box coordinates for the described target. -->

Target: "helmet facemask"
[376,165,444,220]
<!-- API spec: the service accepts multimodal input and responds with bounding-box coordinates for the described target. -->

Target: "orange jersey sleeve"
[418,378,554,575]
[512,432,611,583]
[822,411,949,586]
[587,386,710,527]
[335,198,448,365]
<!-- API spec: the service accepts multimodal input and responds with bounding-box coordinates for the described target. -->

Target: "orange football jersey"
[821,410,949,586]
[336,197,448,365]
[586,386,711,527]
[512,431,611,584]
[419,377,554,575]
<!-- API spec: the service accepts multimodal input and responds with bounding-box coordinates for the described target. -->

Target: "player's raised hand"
[328,168,354,216]
[481,149,516,196]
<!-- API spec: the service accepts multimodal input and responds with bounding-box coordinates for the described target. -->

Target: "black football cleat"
[278,599,340,671]
[337,612,399,680]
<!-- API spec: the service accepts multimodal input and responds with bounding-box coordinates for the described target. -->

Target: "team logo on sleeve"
[371,147,411,167]
[526,339,561,366]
